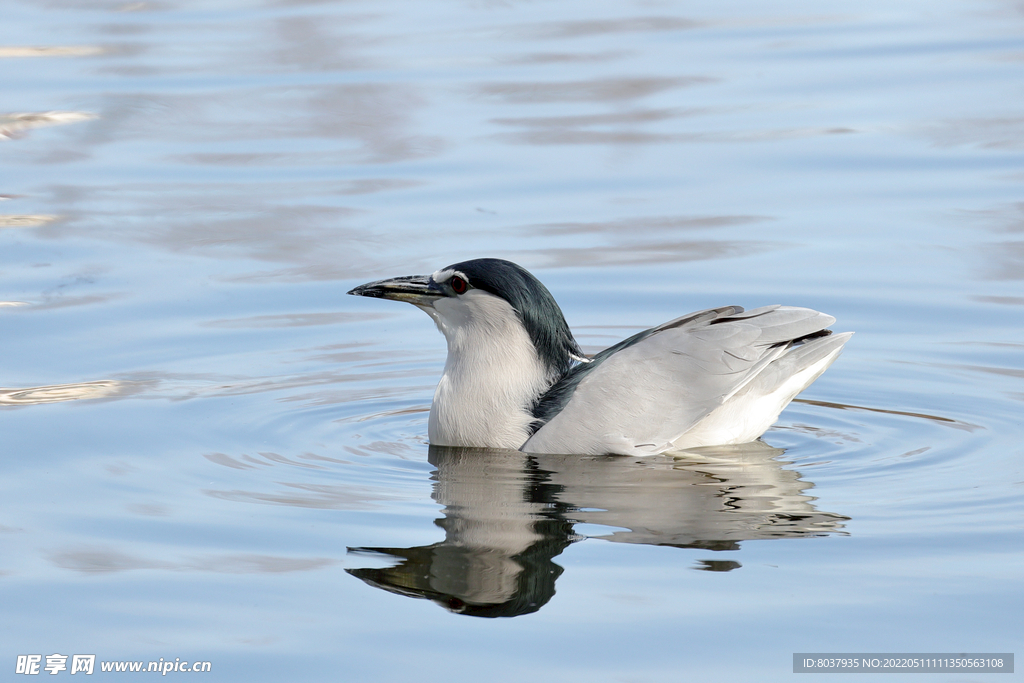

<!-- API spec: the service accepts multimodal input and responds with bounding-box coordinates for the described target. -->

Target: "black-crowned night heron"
[349,257,851,456]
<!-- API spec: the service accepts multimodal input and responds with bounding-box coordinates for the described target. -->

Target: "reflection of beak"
[347,274,442,307]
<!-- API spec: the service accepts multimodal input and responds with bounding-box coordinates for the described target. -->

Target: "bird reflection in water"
[347,441,847,618]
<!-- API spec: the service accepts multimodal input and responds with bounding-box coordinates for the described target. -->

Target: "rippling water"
[2,0,1022,680]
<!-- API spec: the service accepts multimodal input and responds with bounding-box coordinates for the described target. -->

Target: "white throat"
[420,290,554,449]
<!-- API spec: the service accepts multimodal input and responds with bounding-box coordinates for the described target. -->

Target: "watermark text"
[16,655,211,675]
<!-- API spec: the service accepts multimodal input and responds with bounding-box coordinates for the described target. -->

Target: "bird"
[348,257,851,456]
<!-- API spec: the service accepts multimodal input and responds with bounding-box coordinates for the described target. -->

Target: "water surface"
[1,0,1022,680]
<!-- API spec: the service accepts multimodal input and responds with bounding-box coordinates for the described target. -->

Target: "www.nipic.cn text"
[16,655,212,675]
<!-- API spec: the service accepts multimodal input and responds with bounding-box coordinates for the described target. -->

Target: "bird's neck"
[424,295,559,449]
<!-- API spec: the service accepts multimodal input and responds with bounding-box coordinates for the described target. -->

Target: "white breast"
[421,291,552,449]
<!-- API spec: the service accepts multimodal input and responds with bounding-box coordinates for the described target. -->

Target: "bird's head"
[348,258,584,379]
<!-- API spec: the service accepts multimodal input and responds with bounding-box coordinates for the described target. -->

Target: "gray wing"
[522,305,849,456]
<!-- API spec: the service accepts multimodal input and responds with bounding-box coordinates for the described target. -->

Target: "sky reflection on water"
[1,0,1023,680]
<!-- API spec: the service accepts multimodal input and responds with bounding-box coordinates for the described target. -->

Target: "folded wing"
[523,306,851,456]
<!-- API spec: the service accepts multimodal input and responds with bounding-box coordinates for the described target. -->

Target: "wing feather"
[522,306,849,456]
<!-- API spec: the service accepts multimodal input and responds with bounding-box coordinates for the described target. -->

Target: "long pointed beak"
[347,274,442,306]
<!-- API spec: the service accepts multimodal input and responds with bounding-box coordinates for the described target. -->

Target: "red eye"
[450,276,467,294]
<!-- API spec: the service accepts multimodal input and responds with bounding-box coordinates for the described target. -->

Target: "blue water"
[1,0,1022,680]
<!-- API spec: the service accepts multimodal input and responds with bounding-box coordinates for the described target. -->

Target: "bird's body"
[427,287,553,449]
[349,258,851,456]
